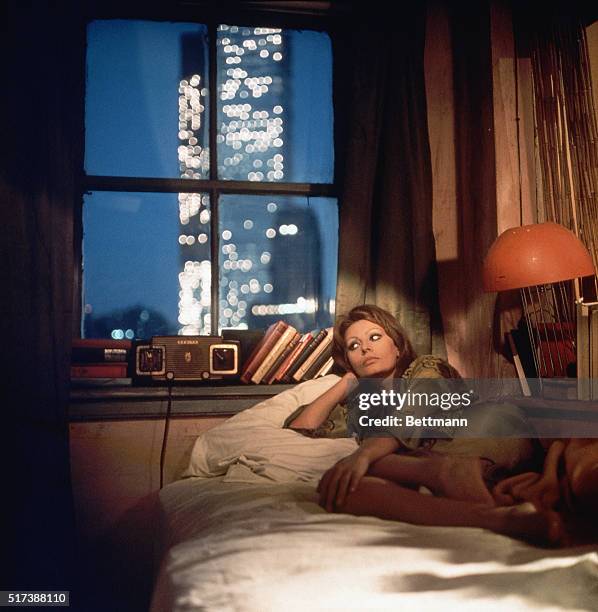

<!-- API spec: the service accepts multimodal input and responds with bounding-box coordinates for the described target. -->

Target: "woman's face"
[344,318,400,379]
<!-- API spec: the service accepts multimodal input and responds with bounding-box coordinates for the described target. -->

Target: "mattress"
[151,476,598,611]
[150,377,598,611]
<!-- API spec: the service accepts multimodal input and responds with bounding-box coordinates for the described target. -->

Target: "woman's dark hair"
[331,304,416,376]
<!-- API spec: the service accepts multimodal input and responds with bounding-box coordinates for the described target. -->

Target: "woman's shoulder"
[402,355,461,380]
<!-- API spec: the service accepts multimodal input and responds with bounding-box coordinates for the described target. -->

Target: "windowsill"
[69,381,598,425]
[69,380,295,421]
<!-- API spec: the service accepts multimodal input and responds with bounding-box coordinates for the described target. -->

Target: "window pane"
[217,25,333,183]
[82,191,212,338]
[85,20,209,179]
[218,195,337,332]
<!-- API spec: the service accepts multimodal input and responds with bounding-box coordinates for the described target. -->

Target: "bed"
[150,376,598,611]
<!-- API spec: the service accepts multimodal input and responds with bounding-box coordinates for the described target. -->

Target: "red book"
[72,339,132,348]
[283,328,329,383]
[292,328,333,382]
[71,338,132,363]
[251,326,298,384]
[71,363,129,378]
[240,321,289,384]
[261,331,301,384]
[272,332,313,383]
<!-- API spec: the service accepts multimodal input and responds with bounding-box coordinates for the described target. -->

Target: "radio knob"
[202,371,210,379]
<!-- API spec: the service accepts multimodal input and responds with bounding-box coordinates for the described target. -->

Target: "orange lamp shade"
[482,222,595,292]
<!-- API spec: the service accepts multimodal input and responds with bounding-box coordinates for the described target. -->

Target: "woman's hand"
[317,437,399,512]
[340,370,358,398]
[317,450,370,512]
[286,370,359,430]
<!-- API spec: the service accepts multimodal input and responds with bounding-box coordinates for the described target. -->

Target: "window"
[83,18,337,338]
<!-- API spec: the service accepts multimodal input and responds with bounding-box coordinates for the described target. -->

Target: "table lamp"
[483,222,595,378]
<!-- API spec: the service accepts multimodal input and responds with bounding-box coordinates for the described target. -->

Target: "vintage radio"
[134,336,240,383]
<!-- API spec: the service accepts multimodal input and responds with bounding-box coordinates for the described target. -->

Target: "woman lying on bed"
[285,304,598,546]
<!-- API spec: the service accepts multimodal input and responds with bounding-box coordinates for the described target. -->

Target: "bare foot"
[435,455,495,505]
[481,502,566,547]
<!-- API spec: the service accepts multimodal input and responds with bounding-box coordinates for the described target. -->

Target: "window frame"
[80,5,339,336]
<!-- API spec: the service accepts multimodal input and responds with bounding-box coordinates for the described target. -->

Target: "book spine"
[301,343,333,381]
[251,325,297,385]
[507,332,531,397]
[292,329,332,382]
[237,331,266,372]
[283,328,328,382]
[240,321,288,383]
[589,304,598,400]
[262,332,301,384]
[590,305,598,378]
[72,339,132,349]
[577,302,590,399]
[251,326,297,384]
[314,355,335,379]
[272,333,313,383]
[240,321,283,383]
[71,347,129,363]
[71,363,129,378]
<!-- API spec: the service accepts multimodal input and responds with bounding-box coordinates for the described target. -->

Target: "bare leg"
[333,476,564,546]
[367,453,495,505]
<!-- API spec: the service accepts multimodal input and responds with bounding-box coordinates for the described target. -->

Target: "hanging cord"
[159,372,175,489]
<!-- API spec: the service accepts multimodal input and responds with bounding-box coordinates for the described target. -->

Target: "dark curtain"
[332,4,445,357]
[1,1,83,590]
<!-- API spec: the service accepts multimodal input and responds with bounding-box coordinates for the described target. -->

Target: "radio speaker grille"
[155,337,209,380]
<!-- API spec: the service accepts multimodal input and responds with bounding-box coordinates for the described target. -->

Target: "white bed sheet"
[151,476,598,612]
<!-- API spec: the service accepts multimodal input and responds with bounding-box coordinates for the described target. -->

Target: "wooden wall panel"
[426,1,500,377]
[491,0,523,234]
[425,1,466,374]
[491,1,539,230]
[69,416,228,610]
[517,54,541,226]
[70,416,227,542]
[426,0,537,377]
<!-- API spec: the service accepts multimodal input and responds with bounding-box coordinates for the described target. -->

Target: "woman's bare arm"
[317,436,400,510]
[287,372,358,429]
[358,436,401,463]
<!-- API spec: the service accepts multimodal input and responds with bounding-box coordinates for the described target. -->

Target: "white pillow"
[183,375,358,483]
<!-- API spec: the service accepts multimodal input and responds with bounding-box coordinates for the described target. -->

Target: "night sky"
[83,20,335,337]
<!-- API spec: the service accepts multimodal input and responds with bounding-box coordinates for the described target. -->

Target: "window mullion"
[208,21,218,182]
[210,188,220,335]
[209,21,219,334]
[83,175,335,196]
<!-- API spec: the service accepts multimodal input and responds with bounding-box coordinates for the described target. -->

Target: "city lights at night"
[83,20,336,339]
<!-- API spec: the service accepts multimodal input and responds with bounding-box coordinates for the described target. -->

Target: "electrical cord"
[159,372,175,489]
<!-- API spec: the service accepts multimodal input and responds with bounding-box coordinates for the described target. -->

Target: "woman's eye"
[347,341,359,351]
[370,333,382,341]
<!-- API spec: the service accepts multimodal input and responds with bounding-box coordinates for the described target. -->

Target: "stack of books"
[240,321,336,384]
[71,338,132,380]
